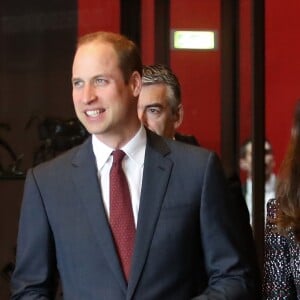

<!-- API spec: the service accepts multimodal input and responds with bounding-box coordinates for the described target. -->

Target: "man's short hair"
[77,31,142,84]
[142,64,181,112]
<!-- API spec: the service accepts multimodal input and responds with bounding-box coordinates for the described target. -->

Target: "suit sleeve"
[194,152,260,299]
[11,168,57,299]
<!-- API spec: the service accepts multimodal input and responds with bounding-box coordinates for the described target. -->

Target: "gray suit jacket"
[11,130,259,299]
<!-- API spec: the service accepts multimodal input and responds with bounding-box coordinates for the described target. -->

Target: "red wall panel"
[77,0,120,36]
[170,0,221,154]
[266,0,300,172]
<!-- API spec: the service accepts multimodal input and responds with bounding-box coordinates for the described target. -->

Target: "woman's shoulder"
[266,198,297,243]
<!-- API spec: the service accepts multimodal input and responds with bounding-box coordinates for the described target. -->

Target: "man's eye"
[147,107,161,114]
[95,78,107,86]
[72,80,83,88]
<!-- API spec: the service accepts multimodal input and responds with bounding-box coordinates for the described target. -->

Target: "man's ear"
[174,104,184,129]
[130,71,142,97]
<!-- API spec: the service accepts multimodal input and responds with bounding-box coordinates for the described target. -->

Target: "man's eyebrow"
[71,74,109,82]
[145,103,164,109]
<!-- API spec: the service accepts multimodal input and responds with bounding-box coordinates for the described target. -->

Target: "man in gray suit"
[11,31,260,299]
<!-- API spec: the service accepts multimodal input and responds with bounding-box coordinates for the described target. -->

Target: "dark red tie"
[109,149,135,281]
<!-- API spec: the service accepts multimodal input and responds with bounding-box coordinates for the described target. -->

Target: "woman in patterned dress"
[263,100,300,299]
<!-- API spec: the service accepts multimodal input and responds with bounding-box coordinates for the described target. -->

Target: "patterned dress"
[263,198,300,299]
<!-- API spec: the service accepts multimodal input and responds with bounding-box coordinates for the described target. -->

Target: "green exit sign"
[172,30,217,50]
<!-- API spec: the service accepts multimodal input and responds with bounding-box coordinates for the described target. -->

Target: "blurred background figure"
[138,64,199,146]
[263,99,300,298]
[239,138,276,223]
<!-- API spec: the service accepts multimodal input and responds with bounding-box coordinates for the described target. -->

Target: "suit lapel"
[71,137,127,292]
[127,131,173,299]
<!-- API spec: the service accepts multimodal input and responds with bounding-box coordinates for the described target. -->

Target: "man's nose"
[82,84,96,104]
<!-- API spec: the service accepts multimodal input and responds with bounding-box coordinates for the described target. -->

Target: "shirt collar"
[92,126,146,170]
[92,136,113,171]
[122,126,146,167]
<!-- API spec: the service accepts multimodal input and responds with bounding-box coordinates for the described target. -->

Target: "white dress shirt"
[92,126,146,227]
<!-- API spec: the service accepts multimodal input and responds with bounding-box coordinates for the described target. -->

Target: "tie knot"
[112,149,126,165]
